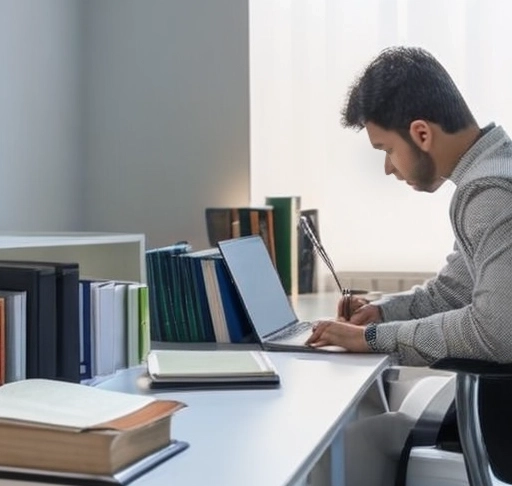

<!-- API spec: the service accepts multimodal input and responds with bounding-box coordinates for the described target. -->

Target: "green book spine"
[265,196,301,295]
[138,285,151,362]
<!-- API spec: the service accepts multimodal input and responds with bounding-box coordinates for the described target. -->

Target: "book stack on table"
[0,379,188,485]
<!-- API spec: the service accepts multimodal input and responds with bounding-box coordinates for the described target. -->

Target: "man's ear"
[409,120,432,151]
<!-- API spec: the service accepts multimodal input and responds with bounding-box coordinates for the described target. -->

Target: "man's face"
[365,121,443,193]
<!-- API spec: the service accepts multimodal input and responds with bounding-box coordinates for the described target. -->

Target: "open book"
[0,379,186,478]
[147,349,280,387]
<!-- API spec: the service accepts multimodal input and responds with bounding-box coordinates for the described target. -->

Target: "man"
[306,46,512,367]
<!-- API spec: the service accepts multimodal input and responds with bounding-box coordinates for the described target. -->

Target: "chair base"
[406,446,468,486]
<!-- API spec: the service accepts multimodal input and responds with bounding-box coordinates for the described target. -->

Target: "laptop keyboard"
[272,320,312,340]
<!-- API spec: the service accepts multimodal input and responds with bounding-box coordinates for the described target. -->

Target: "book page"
[148,349,277,378]
[0,379,156,429]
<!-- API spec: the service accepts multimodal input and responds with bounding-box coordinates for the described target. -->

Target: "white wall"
[82,0,250,250]
[0,0,83,230]
[250,0,512,277]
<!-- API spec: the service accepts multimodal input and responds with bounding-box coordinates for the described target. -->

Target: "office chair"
[400,358,512,486]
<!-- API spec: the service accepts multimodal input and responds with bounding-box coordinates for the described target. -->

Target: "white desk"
[96,293,389,485]
[97,352,389,486]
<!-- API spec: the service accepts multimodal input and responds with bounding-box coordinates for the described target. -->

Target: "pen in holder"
[298,215,353,320]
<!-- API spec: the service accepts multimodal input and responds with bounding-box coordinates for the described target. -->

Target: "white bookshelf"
[0,232,146,283]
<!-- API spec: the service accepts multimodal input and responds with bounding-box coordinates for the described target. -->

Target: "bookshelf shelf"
[0,232,146,283]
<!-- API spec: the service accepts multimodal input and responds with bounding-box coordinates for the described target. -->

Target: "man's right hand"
[337,295,382,326]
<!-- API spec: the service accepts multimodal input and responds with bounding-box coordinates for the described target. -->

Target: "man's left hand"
[305,320,371,352]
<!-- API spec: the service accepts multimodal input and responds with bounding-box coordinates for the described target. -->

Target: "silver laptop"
[217,235,344,352]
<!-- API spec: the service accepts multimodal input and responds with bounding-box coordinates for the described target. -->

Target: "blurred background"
[1,0,509,285]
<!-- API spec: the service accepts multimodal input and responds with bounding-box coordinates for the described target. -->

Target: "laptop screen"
[218,236,298,338]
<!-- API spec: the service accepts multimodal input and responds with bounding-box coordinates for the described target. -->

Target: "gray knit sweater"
[369,124,512,366]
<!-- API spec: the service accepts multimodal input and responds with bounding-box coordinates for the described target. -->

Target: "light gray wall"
[0,0,83,230]
[82,0,251,250]
[0,0,250,251]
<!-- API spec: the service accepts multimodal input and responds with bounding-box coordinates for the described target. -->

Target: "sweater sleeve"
[373,184,512,366]
[377,242,473,322]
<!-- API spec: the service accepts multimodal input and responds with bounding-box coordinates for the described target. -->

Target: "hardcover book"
[0,262,57,379]
[265,196,301,295]
[298,209,319,294]
[205,206,276,265]
[0,298,4,385]
[0,379,186,477]
[0,290,26,383]
[1,261,81,382]
[0,440,189,485]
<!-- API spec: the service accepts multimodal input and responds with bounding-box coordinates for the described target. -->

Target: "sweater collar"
[448,123,507,185]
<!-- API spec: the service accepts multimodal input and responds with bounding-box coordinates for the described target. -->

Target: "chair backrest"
[478,376,512,482]
[431,358,512,486]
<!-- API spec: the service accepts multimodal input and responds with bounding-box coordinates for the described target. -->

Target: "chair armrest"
[431,358,512,377]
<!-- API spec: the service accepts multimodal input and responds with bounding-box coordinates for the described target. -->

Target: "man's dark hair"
[342,46,476,134]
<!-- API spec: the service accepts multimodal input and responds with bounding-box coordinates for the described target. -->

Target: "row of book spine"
[79,279,151,380]
[146,245,253,344]
[205,196,319,295]
[0,260,150,385]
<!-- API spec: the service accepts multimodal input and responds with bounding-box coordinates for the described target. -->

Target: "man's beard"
[409,144,443,192]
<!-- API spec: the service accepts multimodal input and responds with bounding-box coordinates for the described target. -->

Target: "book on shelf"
[79,279,93,380]
[2,260,81,383]
[146,349,280,387]
[184,248,252,344]
[205,202,318,296]
[0,290,26,383]
[205,206,276,265]
[265,196,301,295]
[0,379,187,481]
[205,207,240,245]
[138,284,151,363]
[78,277,149,380]
[237,207,276,265]
[127,282,144,367]
[0,297,4,385]
[298,209,319,294]
[146,243,253,346]
[212,252,253,343]
[0,262,57,379]
[146,242,192,343]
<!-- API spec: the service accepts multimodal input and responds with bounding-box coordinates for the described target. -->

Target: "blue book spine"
[214,258,251,343]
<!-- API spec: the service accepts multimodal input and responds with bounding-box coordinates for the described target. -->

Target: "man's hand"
[305,320,370,352]
[337,295,382,325]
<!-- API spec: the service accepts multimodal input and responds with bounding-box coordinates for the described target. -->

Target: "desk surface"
[98,352,388,486]
[97,293,388,486]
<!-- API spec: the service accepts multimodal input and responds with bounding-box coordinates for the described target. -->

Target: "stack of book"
[146,349,280,389]
[0,378,188,485]
[204,196,319,295]
[146,244,252,344]
[79,278,150,380]
[0,260,150,385]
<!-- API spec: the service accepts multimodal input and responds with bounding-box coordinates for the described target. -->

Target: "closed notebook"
[147,349,280,385]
